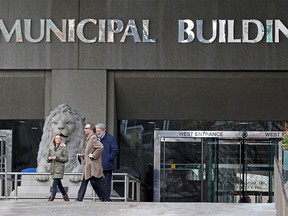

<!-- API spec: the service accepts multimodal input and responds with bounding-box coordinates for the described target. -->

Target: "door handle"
[203,163,206,180]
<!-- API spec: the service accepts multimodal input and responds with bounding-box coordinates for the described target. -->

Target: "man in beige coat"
[75,123,110,201]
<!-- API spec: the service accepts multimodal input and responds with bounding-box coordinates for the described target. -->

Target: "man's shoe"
[102,198,112,202]
[63,194,69,201]
[48,195,55,201]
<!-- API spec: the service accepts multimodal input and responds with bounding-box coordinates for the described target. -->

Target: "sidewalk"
[0,200,276,216]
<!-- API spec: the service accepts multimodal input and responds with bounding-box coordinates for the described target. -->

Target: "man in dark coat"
[76,123,110,201]
[96,123,119,199]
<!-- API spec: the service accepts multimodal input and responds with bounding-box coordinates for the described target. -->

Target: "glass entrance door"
[158,137,243,202]
[160,137,205,202]
[214,138,242,203]
[154,130,282,202]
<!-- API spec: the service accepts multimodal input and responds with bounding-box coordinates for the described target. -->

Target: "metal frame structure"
[154,130,283,202]
[0,137,7,199]
[274,158,288,216]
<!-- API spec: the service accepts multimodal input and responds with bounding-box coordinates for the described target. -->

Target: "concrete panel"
[51,70,107,124]
[0,0,78,69]
[79,0,288,70]
[0,71,45,119]
[115,71,288,121]
[44,71,52,117]
[50,0,79,69]
[107,71,117,135]
[0,0,54,69]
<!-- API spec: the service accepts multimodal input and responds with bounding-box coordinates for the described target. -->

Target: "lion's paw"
[69,174,82,182]
[35,174,49,182]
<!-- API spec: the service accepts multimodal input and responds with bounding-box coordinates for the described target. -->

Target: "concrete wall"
[0,71,45,119]
[0,0,288,125]
[51,70,107,124]
[0,0,79,69]
[115,71,288,121]
[0,0,287,70]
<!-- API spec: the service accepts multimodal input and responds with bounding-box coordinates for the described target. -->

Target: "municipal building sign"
[0,19,287,43]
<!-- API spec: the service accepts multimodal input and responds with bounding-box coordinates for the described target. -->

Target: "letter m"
[0,19,23,42]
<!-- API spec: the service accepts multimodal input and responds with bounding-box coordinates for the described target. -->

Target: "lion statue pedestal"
[10,175,97,199]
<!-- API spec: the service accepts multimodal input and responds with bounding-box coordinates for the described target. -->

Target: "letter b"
[178,19,195,43]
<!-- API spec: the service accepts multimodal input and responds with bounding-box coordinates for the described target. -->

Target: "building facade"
[0,0,288,202]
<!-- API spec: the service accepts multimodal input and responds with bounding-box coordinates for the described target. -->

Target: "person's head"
[53,134,62,146]
[84,123,95,135]
[95,123,106,137]
[285,122,288,131]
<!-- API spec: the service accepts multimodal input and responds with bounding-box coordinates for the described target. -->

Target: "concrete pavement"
[0,200,276,216]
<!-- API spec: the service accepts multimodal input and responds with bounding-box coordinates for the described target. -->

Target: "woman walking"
[47,134,69,201]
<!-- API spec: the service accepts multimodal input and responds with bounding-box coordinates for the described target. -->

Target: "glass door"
[214,138,243,203]
[215,138,277,203]
[154,130,281,202]
[0,130,12,197]
[160,137,205,202]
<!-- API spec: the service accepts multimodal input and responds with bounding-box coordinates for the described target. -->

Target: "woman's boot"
[63,194,69,201]
[48,195,55,201]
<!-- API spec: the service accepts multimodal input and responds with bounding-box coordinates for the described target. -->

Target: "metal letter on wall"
[24,19,45,43]
[107,19,124,43]
[0,19,23,42]
[178,19,195,43]
[46,19,67,42]
[120,20,141,43]
[76,19,97,43]
[242,20,264,43]
[196,20,217,43]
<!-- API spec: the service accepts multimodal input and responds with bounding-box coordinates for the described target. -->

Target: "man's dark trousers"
[76,177,110,201]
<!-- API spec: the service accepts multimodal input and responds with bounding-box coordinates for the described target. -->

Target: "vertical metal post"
[136,179,140,201]
[131,177,135,200]
[201,138,204,202]
[14,173,18,200]
[0,138,2,198]
[241,139,245,202]
[216,138,219,202]
[0,138,3,157]
[240,131,247,203]
[124,174,128,202]
[0,138,8,200]
[4,156,7,199]
[153,130,161,202]
[163,140,165,202]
